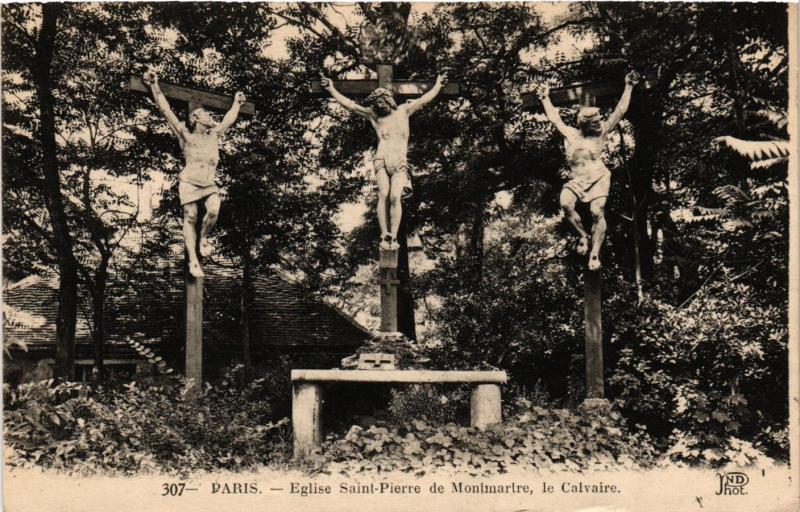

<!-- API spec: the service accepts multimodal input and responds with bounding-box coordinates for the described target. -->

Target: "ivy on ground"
[309,399,657,476]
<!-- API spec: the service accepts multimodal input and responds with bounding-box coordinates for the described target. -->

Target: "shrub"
[310,398,657,475]
[606,277,788,464]
[3,368,291,475]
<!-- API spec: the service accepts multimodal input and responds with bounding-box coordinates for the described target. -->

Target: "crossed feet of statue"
[379,232,399,251]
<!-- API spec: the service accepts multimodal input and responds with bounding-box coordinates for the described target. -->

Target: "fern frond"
[750,157,787,170]
[2,303,47,330]
[753,109,788,130]
[695,206,729,217]
[751,210,777,221]
[713,185,750,204]
[714,136,790,161]
[721,218,753,231]
[125,337,174,375]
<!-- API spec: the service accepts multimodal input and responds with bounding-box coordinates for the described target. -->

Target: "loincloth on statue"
[373,157,413,199]
[178,180,219,206]
[563,169,611,203]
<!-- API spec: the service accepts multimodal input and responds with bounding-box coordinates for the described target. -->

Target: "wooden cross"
[128,76,256,392]
[311,64,460,100]
[311,64,461,336]
[521,75,653,403]
[520,74,656,110]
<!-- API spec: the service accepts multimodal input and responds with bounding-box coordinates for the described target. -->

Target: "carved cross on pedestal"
[521,75,653,403]
[312,64,460,337]
[129,76,256,392]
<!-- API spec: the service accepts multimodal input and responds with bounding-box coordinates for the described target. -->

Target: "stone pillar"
[470,384,502,430]
[292,383,322,459]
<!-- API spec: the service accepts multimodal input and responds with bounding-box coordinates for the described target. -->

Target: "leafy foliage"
[3,368,290,474]
[311,398,656,475]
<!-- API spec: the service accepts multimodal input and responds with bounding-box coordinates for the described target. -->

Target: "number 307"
[162,483,186,496]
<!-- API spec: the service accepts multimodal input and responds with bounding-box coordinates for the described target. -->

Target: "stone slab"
[292,369,507,384]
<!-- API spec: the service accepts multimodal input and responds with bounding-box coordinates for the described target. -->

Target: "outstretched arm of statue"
[604,71,640,133]
[539,86,574,138]
[321,76,373,119]
[406,73,447,115]
[142,70,186,141]
[215,91,246,135]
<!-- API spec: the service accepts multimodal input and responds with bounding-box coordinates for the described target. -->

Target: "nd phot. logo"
[715,472,749,496]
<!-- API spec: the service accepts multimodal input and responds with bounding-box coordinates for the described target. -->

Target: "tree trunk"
[91,257,109,381]
[35,4,77,380]
[470,202,485,281]
[624,92,663,283]
[82,163,110,381]
[724,6,746,135]
[618,127,643,301]
[240,248,253,378]
[397,216,417,340]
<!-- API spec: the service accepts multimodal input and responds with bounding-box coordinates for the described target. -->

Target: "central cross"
[311,64,460,337]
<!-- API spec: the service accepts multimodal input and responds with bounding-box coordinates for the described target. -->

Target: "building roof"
[3,262,370,356]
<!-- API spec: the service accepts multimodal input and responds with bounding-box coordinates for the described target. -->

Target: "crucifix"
[312,64,460,337]
[129,75,256,391]
[521,73,654,404]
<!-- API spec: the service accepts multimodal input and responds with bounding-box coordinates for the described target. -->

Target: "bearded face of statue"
[577,107,603,136]
[373,97,394,117]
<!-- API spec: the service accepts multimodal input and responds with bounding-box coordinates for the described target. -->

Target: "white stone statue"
[321,73,447,250]
[538,71,640,270]
[143,70,245,277]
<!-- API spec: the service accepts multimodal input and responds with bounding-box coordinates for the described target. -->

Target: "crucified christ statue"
[143,70,246,277]
[538,71,640,270]
[320,73,447,250]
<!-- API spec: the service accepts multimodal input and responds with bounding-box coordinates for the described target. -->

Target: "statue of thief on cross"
[538,70,640,270]
[320,72,447,250]
[143,70,246,277]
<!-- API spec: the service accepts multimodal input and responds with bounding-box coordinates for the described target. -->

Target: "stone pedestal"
[291,370,507,459]
[292,382,322,459]
[470,383,502,430]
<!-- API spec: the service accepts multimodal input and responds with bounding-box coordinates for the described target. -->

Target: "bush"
[3,367,291,475]
[606,277,789,464]
[310,398,657,475]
